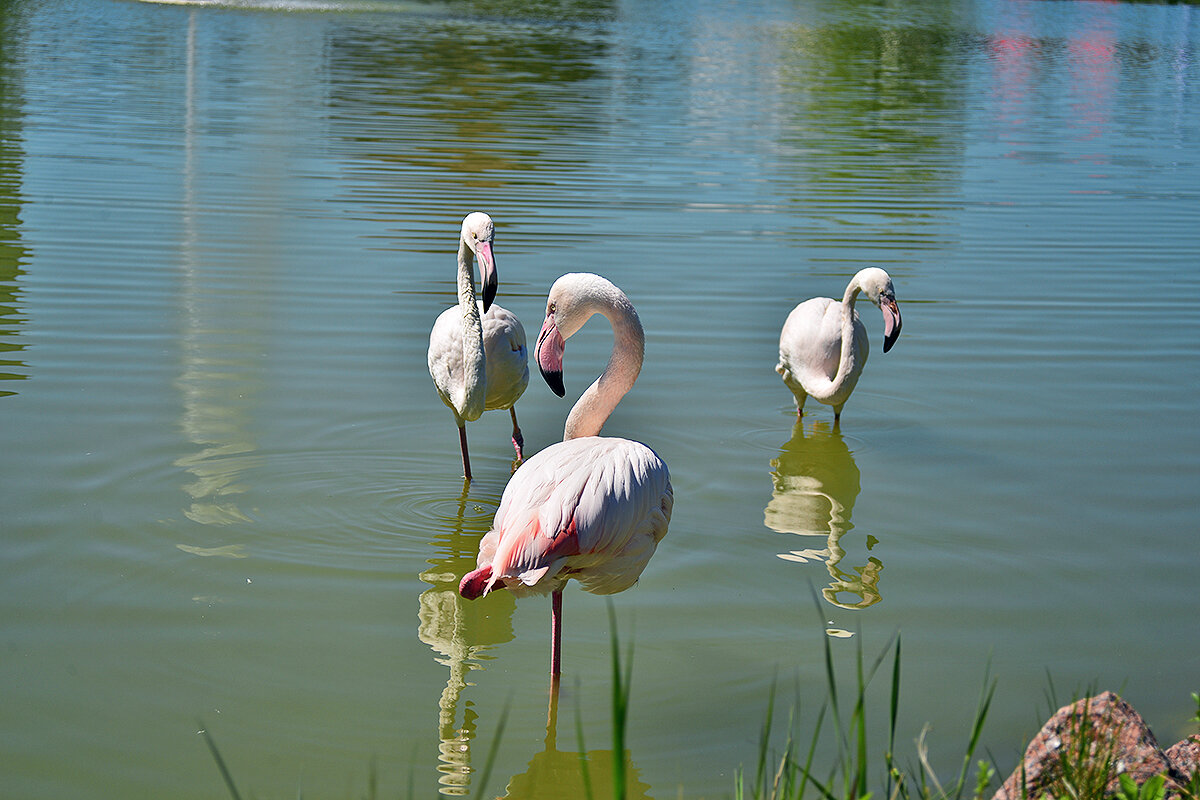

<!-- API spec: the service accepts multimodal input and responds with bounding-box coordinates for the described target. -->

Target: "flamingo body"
[777,267,901,421]
[460,436,672,600]
[429,303,528,418]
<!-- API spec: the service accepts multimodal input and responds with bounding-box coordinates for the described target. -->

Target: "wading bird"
[427,212,529,481]
[776,267,902,423]
[459,273,673,679]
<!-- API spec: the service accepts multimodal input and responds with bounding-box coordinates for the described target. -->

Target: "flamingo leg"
[550,588,563,679]
[510,407,524,461]
[546,668,560,749]
[458,424,472,482]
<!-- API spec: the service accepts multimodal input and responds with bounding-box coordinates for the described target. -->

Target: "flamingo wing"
[428,305,478,422]
[482,303,529,411]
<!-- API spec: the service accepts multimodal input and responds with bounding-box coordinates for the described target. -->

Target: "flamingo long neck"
[563,293,644,441]
[810,278,864,403]
[455,237,487,421]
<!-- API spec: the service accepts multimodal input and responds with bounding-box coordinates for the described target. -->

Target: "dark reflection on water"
[419,488,516,795]
[0,6,28,397]
[765,418,883,612]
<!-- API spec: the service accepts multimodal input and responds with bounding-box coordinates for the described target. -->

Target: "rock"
[994,692,1197,800]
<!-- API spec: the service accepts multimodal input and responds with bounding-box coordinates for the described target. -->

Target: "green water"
[2,0,1198,797]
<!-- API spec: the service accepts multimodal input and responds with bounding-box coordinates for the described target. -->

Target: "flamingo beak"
[536,313,566,397]
[476,239,497,313]
[881,298,902,353]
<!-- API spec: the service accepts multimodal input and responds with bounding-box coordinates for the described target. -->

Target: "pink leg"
[510,407,524,461]
[458,425,472,482]
[550,588,563,679]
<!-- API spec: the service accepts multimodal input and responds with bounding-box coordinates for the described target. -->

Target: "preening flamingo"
[459,273,673,679]
[427,212,529,481]
[776,267,902,422]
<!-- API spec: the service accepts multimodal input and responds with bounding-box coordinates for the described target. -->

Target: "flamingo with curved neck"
[459,273,673,680]
[776,267,902,422]
[427,212,528,481]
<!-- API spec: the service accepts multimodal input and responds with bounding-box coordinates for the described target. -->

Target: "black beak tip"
[482,281,496,314]
[541,368,565,398]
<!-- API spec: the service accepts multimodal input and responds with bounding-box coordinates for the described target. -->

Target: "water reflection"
[174,11,262,527]
[498,685,651,800]
[418,489,516,796]
[324,10,610,248]
[0,8,28,398]
[764,418,882,610]
[773,15,964,246]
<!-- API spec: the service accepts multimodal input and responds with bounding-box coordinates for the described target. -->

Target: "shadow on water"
[418,486,516,796]
[764,417,883,616]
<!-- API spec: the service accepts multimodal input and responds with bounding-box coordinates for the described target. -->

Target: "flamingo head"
[856,267,902,353]
[535,272,617,398]
[536,303,567,397]
[461,212,497,312]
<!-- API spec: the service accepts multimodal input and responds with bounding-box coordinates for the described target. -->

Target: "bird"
[427,212,529,482]
[776,267,902,423]
[458,272,673,680]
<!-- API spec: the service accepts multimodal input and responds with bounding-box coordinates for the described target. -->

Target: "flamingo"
[427,212,529,481]
[458,273,673,680]
[776,267,902,423]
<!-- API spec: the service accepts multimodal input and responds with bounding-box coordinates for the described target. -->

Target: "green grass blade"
[951,663,996,800]
[756,678,778,797]
[886,635,902,800]
[607,601,631,800]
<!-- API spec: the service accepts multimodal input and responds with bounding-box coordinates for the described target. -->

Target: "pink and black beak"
[536,311,566,397]
[476,238,497,313]
[881,297,902,353]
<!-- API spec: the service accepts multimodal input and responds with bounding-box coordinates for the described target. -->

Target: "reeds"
[735,629,996,800]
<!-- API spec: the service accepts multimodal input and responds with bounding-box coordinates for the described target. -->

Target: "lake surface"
[2,0,1199,797]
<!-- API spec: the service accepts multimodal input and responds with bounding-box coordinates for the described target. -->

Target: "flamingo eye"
[548,302,557,314]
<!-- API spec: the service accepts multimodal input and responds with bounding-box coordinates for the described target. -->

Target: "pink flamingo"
[776,267,902,423]
[459,273,673,679]
[427,213,529,481]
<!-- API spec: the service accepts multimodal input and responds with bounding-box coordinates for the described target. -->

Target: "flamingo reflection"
[764,418,883,610]
[497,682,651,800]
[418,489,516,796]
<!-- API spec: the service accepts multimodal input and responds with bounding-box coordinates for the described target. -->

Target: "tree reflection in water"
[765,418,883,611]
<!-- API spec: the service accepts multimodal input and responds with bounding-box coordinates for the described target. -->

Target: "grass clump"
[736,629,996,800]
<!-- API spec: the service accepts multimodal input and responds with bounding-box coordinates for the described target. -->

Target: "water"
[2,0,1199,796]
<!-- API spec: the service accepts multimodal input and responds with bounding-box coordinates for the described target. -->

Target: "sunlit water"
[2,0,1198,797]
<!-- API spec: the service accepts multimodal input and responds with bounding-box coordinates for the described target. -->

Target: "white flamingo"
[459,273,673,679]
[427,212,529,481]
[776,267,902,423]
